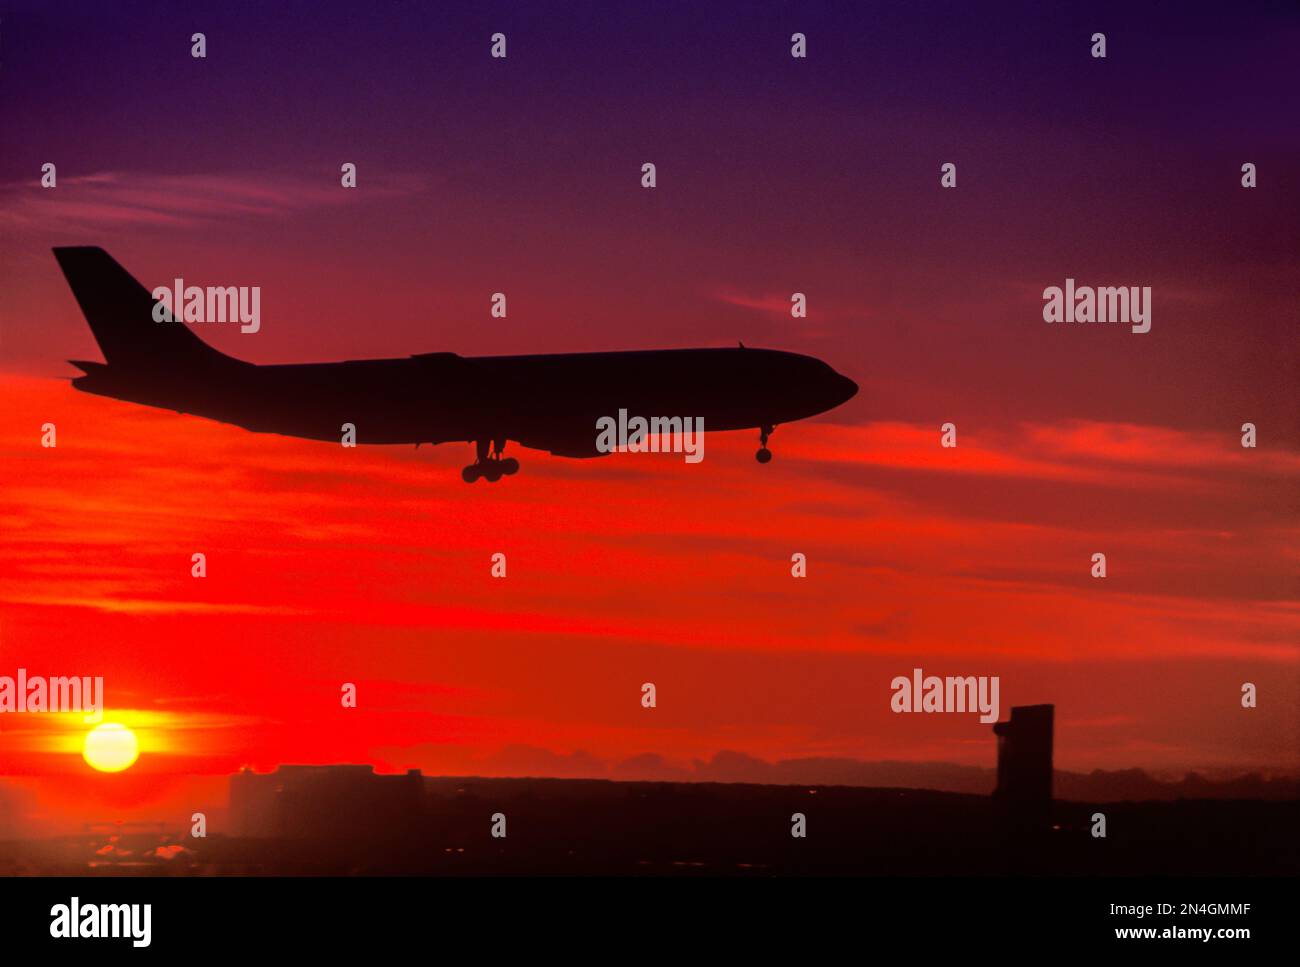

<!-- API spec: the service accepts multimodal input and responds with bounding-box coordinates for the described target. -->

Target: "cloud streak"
[0,170,427,230]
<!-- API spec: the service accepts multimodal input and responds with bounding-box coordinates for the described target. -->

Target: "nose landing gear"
[756,424,774,463]
[462,438,520,483]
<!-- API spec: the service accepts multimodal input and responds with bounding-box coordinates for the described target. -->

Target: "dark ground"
[3,777,1297,876]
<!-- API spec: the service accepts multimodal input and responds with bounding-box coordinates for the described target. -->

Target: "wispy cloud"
[712,289,796,317]
[710,287,871,328]
[0,170,427,230]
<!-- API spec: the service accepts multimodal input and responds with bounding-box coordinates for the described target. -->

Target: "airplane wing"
[512,427,611,459]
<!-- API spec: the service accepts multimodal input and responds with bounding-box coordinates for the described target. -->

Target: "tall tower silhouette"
[992,704,1054,831]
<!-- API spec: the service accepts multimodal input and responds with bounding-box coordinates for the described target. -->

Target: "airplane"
[52,247,858,482]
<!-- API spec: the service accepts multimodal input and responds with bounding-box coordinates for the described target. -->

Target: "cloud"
[710,287,869,329]
[458,748,1300,800]
[0,170,427,230]
[482,745,608,779]
[711,289,796,317]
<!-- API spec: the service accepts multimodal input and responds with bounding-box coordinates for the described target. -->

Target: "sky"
[0,0,1297,831]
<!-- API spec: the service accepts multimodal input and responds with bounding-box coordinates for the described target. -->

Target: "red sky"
[1,2,1297,831]
[1,367,1296,829]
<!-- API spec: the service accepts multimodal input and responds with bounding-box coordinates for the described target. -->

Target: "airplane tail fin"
[52,246,236,370]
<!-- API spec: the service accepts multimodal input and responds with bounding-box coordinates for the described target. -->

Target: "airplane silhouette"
[53,247,858,482]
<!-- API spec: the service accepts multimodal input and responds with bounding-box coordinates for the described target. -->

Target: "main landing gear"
[462,437,519,483]
[756,424,775,464]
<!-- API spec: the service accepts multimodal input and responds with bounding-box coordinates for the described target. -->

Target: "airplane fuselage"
[73,346,858,458]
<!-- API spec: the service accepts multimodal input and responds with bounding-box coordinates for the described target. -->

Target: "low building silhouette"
[230,765,424,840]
[991,704,1054,831]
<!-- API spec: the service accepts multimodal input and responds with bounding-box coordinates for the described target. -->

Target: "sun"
[82,723,139,773]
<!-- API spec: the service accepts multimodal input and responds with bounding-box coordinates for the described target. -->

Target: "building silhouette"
[991,704,1054,831]
[230,765,425,840]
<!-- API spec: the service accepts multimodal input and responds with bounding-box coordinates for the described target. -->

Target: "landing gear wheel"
[463,438,518,482]
[756,424,775,464]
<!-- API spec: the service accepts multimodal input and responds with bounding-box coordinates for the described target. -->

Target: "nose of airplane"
[832,372,858,407]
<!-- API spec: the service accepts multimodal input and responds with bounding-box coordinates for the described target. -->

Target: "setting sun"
[82,723,139,773]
